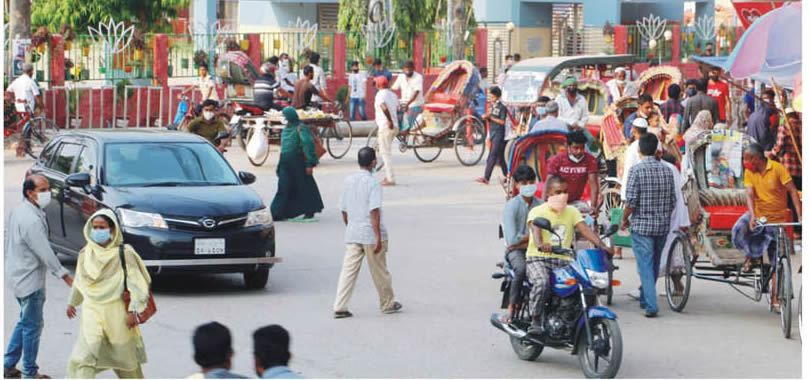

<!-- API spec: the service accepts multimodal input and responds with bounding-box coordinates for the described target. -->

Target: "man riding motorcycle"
[525,175,614,335]
[501,165,542,323]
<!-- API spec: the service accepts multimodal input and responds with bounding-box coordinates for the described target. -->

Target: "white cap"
[631,117,649,129]
[615,67,627,74]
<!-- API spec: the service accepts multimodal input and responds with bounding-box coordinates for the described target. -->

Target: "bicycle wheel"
[453,116,486,166]
[665,233,692,312]
[244,127,271,167]
[778,253,793,339]
[324,119,353,159]
[24,118,60,159]
[600,188,622,219]
[413,141,442,163]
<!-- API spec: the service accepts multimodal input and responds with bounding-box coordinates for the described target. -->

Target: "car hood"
[108,185,264,217]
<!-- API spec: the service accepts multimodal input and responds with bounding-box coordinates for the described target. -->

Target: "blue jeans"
[631,234,667,314]
[349,98,367,121]
[4,289,45,377]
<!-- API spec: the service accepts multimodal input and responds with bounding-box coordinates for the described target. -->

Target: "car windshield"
[104,142,240,187]
[502,71,548,103]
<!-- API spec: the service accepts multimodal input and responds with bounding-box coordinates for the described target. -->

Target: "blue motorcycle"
[490,218,622,378]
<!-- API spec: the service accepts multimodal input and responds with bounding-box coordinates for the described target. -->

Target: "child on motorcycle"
[525,175,614,335]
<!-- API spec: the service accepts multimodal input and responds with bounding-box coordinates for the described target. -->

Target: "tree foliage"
[339,0,440,36]
[31,0,189,34]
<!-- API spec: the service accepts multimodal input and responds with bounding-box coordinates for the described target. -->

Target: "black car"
[27,129,278,289]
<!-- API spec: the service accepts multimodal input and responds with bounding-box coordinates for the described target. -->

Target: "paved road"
[3,143,802,378]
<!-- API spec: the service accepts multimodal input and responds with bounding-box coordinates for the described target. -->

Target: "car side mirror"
[239,171,256,185]
[66,172,93,194]
[532,217,552,231]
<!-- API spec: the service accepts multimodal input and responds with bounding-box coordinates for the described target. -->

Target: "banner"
[732,1,786,29]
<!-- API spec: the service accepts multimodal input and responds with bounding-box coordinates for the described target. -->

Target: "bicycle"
[4,101,59,159]
[313,100,354,159]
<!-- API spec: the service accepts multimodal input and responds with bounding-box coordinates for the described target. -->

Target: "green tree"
[339,0,440,35]
[31,0,189,34]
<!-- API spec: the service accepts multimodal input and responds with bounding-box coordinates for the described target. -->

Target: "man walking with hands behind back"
[333,147,402,318]
[5,175,74,379]
[374,76,400,186]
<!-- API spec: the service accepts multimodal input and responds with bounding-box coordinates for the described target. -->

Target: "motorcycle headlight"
[586,269,610,289]
[245,207,272,227]
[117,208,168,229]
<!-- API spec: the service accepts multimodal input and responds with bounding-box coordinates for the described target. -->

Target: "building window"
[552,3,584,57]
[318,4,339,31]
[218,0,239,31]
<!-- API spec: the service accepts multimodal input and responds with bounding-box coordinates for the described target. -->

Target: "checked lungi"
[526,256,571,318]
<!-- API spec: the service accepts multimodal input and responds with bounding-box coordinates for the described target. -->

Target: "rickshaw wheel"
[324,119,353,159]
[413,133,442,163]
[245,127,271,167]
[599,188,622,223]
[452,116,486,166]
[665,232,692,312]
[777,254,793,339]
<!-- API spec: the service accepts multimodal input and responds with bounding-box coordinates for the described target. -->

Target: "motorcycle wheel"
[509,336,543,361]
[577,318,622,379]
[236,122,247,150]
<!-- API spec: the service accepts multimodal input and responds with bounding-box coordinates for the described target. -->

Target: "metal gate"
[552,3,584,57]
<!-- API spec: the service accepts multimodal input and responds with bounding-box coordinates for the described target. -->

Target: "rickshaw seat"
[424,93,460,112]
[703,206,747,230]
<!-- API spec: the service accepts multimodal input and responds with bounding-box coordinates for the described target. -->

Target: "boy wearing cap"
[374,76,400,186]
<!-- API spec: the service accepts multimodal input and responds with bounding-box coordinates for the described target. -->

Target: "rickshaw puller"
[732,144,801,286]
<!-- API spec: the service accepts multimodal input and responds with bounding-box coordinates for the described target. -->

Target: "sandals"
[334,310,353,319]
[4,368,22,378]
[742,258,760,273]
[33,374,52,379]
[382,301,403,314]
[475,177,489,185]
[500,313,512,324]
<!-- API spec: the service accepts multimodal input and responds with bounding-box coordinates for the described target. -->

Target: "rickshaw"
[499,127,621,305]
[366,60,486,166]
[500,54,636,139]
[663,128,799,339]
[631,65,683,102]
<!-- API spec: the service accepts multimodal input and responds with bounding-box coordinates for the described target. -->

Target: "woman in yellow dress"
[65,209,151,378]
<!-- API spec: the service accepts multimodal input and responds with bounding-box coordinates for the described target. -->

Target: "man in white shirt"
[479,67,490,92]
[277,53,296,94]
[348,61,368,121]
[333,147,401,318]
[308,52,327,103]
[6,63,41,114]
[391,60,424,134]
[555,76,590,130]
[606,67,628,105]
[620,118,649,201]
[374,76,400,187]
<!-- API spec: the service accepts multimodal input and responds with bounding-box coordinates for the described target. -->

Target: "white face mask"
[568,154,583,163]
[519,184,536,198]
[35,191,51,208]
[203,111,215,121]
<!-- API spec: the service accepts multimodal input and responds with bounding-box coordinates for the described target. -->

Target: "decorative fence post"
[475,28,487,69]
[333,33,346,79]
[247,33,261,67]
[613,25,628,55]
[152,34,168,126]
[49,34,65,87]
[413,32,425,74]
[671,24,681,65]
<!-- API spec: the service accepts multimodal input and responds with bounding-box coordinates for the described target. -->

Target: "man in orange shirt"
[732,143,801,280]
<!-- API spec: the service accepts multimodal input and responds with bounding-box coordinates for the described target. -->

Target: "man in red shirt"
[706,67,731,125]
[546,130,599,215]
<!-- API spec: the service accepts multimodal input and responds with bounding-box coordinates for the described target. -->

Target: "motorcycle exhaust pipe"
[489,313,528,339]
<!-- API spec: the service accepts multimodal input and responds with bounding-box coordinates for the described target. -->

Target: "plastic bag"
[246,123,268,161]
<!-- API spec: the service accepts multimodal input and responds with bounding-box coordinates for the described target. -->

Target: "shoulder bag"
[119,244,157,324]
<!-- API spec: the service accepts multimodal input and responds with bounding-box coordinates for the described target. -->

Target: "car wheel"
[244,267,270,289]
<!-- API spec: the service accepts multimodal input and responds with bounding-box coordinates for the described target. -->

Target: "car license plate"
[195,238,225,255]
[229,115,241,124]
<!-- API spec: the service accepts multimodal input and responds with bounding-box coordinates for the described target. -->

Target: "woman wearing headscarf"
[682,109,713,148]
[270,107,324,222]
[66,209,151,378]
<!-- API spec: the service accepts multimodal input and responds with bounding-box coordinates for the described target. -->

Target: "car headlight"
[117,208,168,229]
[245,207,272,227]
[586,269,609,289]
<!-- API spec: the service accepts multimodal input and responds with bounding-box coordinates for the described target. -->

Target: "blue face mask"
[91,229,111,244]
[536,106,546,116]
[519,184,536,198]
